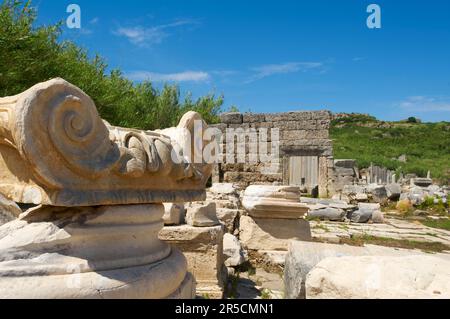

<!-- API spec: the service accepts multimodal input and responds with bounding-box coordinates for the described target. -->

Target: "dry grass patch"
[339,234,450,253]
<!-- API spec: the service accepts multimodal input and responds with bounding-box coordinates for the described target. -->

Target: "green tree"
[0,0,224,129]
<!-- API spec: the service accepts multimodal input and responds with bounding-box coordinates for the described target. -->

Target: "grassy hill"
[330,114,450,183]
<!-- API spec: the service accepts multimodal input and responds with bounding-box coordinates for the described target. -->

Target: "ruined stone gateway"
[212,111,334,197]
[0,78,214,298]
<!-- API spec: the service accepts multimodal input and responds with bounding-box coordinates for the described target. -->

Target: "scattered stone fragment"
[162,203,185,226]
[223,233,247,267]
[355,193,369,202]
[216,208,240,233]
[371,210,384,224]
[259,250,287,266]
[209,183,238,195]
[308,208,346,221]
[367,184,388,202]
[186,202,220,227]
[0,194,21,225]
[385,183,401,200]
[350,209,373,223]
[342,185,365,195]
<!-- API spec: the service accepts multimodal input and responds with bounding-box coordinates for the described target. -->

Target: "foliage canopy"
[0,0,223,129]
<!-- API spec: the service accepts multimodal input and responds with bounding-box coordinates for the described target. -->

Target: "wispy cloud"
[113,19,199,46]
[126,70,210,82]
[89,17,99,24]
[397,96,450,112]
[210,70,238,77]
[352,57,366,62]
[246,62,323,83]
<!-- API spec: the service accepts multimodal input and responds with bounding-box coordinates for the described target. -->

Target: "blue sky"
[34,0,450,122]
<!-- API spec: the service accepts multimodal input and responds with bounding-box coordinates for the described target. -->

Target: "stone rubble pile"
[206,183,243,235]
[302,197,384,224]
[159,183,249,298]
[400,184,448,206]
[159,200,226,299]
[332,178,448,212]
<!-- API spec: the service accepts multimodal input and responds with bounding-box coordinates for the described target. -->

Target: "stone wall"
[211,111,334,197]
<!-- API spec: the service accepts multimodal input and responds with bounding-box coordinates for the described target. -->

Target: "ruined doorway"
[289,156,319,191]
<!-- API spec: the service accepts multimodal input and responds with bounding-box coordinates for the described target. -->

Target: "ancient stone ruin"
[0,78,214,298]
[211,111,334,197]
[0,79,449,300]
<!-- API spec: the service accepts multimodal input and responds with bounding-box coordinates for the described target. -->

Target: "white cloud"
[89,17,99,24]
[126,71,210,82]
[210,70,238,77]
[113,19,198,46]
[246,62,323,83]
[398,96,450,112]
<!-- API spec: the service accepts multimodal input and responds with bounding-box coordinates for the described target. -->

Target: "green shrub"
[331,115,450,182]
[418,196,435,210]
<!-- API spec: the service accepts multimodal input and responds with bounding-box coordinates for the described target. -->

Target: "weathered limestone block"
[342,185,365,195]
[239,215,311,251]
[159,224,225,298]
[223,233,247,267]
[242,185,308,219]
[355,193,369,202]
[335,167,355,176]
[209,183,238,196]
[285,241,450,299]
[0,79,213,206]
[0,204,194,299]
[243,113,265,123]
[163,203,185,226]
[349,203,383,223]
[371,210,385,223]
[185,202,220,227]
[349,209,372,223]
[219,112,243,124]
[0,193,21,225]
[366,184,388,202]
[306,255,450,299]
[385,183,401,200]
[206,183,241,232]
[308,208,346,221]
[216,208,240,233]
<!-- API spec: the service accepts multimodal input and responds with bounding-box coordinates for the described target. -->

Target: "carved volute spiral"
[0,79,213,206]
[13,79,120,187]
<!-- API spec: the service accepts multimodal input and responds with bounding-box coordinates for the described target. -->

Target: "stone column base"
[0,204,195,299]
